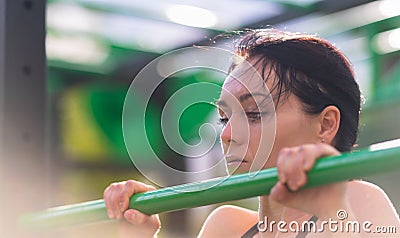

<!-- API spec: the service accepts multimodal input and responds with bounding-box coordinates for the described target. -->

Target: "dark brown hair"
[231,29,361,152]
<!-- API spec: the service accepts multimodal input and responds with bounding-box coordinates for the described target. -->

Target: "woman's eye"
[218,117,229,127]
[246,112,263,122]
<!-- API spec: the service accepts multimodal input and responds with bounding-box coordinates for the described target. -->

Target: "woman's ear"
[318,105,340,144]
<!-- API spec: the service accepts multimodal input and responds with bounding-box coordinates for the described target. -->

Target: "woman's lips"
[225,156,248,166]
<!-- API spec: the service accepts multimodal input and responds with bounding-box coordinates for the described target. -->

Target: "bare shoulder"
[347,180,400,224]
[197,205,258,238]
[347,180,396,209]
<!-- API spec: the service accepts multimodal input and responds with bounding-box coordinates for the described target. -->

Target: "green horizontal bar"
[20,139,400,230]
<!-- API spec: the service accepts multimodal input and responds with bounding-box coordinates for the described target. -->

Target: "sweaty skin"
[104,60,400,238]
[197,63,400,237]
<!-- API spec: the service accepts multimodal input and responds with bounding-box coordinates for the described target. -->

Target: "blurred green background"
[15,0,400,237]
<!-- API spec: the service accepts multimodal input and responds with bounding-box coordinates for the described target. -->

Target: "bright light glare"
[388,29,400,49]
[46,35,109,65]
[166,5,217,28]
[47,3,98,33]
[379,0,400,18]
[372,28,400,54]
[370,138,400,151]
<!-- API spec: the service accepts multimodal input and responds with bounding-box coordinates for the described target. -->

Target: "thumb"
[124,209,161,230]
[124,209,147,225]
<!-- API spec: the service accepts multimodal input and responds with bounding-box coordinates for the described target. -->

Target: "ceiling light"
[166,4,217,28]
[46,35,109,65]
[372,28,400,54]
[379,0,400,18]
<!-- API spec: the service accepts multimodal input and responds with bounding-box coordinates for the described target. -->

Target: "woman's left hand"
[270,143,348,218]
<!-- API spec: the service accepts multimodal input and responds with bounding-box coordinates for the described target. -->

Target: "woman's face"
[217,61,320,174]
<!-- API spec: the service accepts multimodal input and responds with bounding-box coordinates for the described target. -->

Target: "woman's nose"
[220,114,248,146]
[220,120,233,144]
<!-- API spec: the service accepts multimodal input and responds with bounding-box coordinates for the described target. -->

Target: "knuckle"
[276,156,284,167]
[278,148,291,161]
[123,181,137,195]
[111,182,120,187]
[297,144,312,154]
[118,181,126,187]
[105,181,125,198]
[279,147,290,156]
[109,182,122,191]
[104,183,118,197]
[126,180,135,187]
[103,186,111,197]
[294,155,306,168]
[119,190,126,202]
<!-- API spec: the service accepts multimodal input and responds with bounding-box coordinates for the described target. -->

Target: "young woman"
[104,29,400,237]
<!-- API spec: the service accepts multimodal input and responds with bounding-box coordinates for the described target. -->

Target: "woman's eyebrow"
[216,92,271,107]
[239,92,268,102]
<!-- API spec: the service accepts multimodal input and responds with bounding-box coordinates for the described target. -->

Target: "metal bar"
[20,139,400,230]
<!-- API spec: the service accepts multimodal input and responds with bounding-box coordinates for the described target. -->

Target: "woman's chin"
[226,162,273,175]
[227,163,250,175]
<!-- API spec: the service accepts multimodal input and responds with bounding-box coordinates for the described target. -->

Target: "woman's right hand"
[104,180,161,238]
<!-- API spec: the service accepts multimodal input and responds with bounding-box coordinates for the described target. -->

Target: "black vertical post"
[0,0,47,237]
